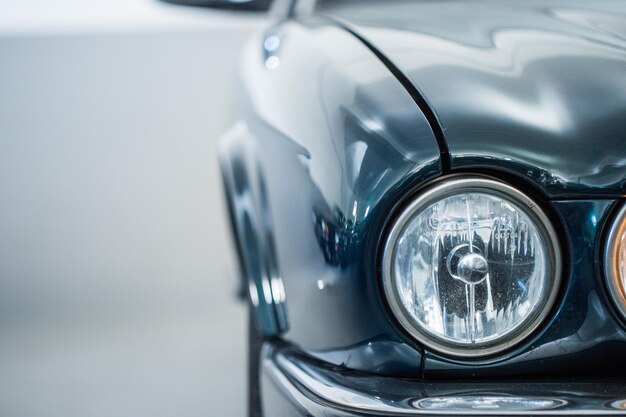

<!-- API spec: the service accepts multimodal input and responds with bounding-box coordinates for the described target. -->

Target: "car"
[172,0,626,415]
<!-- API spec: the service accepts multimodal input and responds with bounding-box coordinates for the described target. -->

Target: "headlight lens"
[605,205,626,321]
[382,177,561,357]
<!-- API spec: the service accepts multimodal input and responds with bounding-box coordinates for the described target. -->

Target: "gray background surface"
[0,1,265,415]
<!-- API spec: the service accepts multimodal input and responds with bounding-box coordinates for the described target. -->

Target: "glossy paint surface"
[221,19,443,374]
[221,2,626,380]
[318,0,626,197]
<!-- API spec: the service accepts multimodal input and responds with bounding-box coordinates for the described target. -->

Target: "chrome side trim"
[264,344,626,416]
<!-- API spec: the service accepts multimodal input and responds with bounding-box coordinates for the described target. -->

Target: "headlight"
[605,204,626,321]
[382,177,561,357]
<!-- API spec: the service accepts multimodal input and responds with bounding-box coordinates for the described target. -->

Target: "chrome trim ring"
[381,177,562,358]
[604,204,626,322]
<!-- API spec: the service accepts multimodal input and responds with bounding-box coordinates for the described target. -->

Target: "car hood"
[320,0,626,197]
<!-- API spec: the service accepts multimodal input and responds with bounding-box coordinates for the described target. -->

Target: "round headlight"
[605,204,626,321]
[382,177,561,357]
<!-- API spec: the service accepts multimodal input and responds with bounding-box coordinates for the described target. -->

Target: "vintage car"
[175,0,626,415]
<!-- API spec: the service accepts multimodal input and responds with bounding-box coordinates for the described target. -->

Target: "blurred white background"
[0,1,266,416]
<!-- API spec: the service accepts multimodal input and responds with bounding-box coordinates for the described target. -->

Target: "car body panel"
[220,20,444,375]
[220,0,626,397]
[317,0,626,198]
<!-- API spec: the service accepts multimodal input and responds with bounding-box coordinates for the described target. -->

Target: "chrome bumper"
[261,343,626,416]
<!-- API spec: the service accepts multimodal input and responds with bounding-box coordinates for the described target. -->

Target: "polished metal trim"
[381,176,562,358]
[604,203,626,322]
[264,344,626,415]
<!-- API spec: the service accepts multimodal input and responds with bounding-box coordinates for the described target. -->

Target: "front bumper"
[261,342,626,416]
